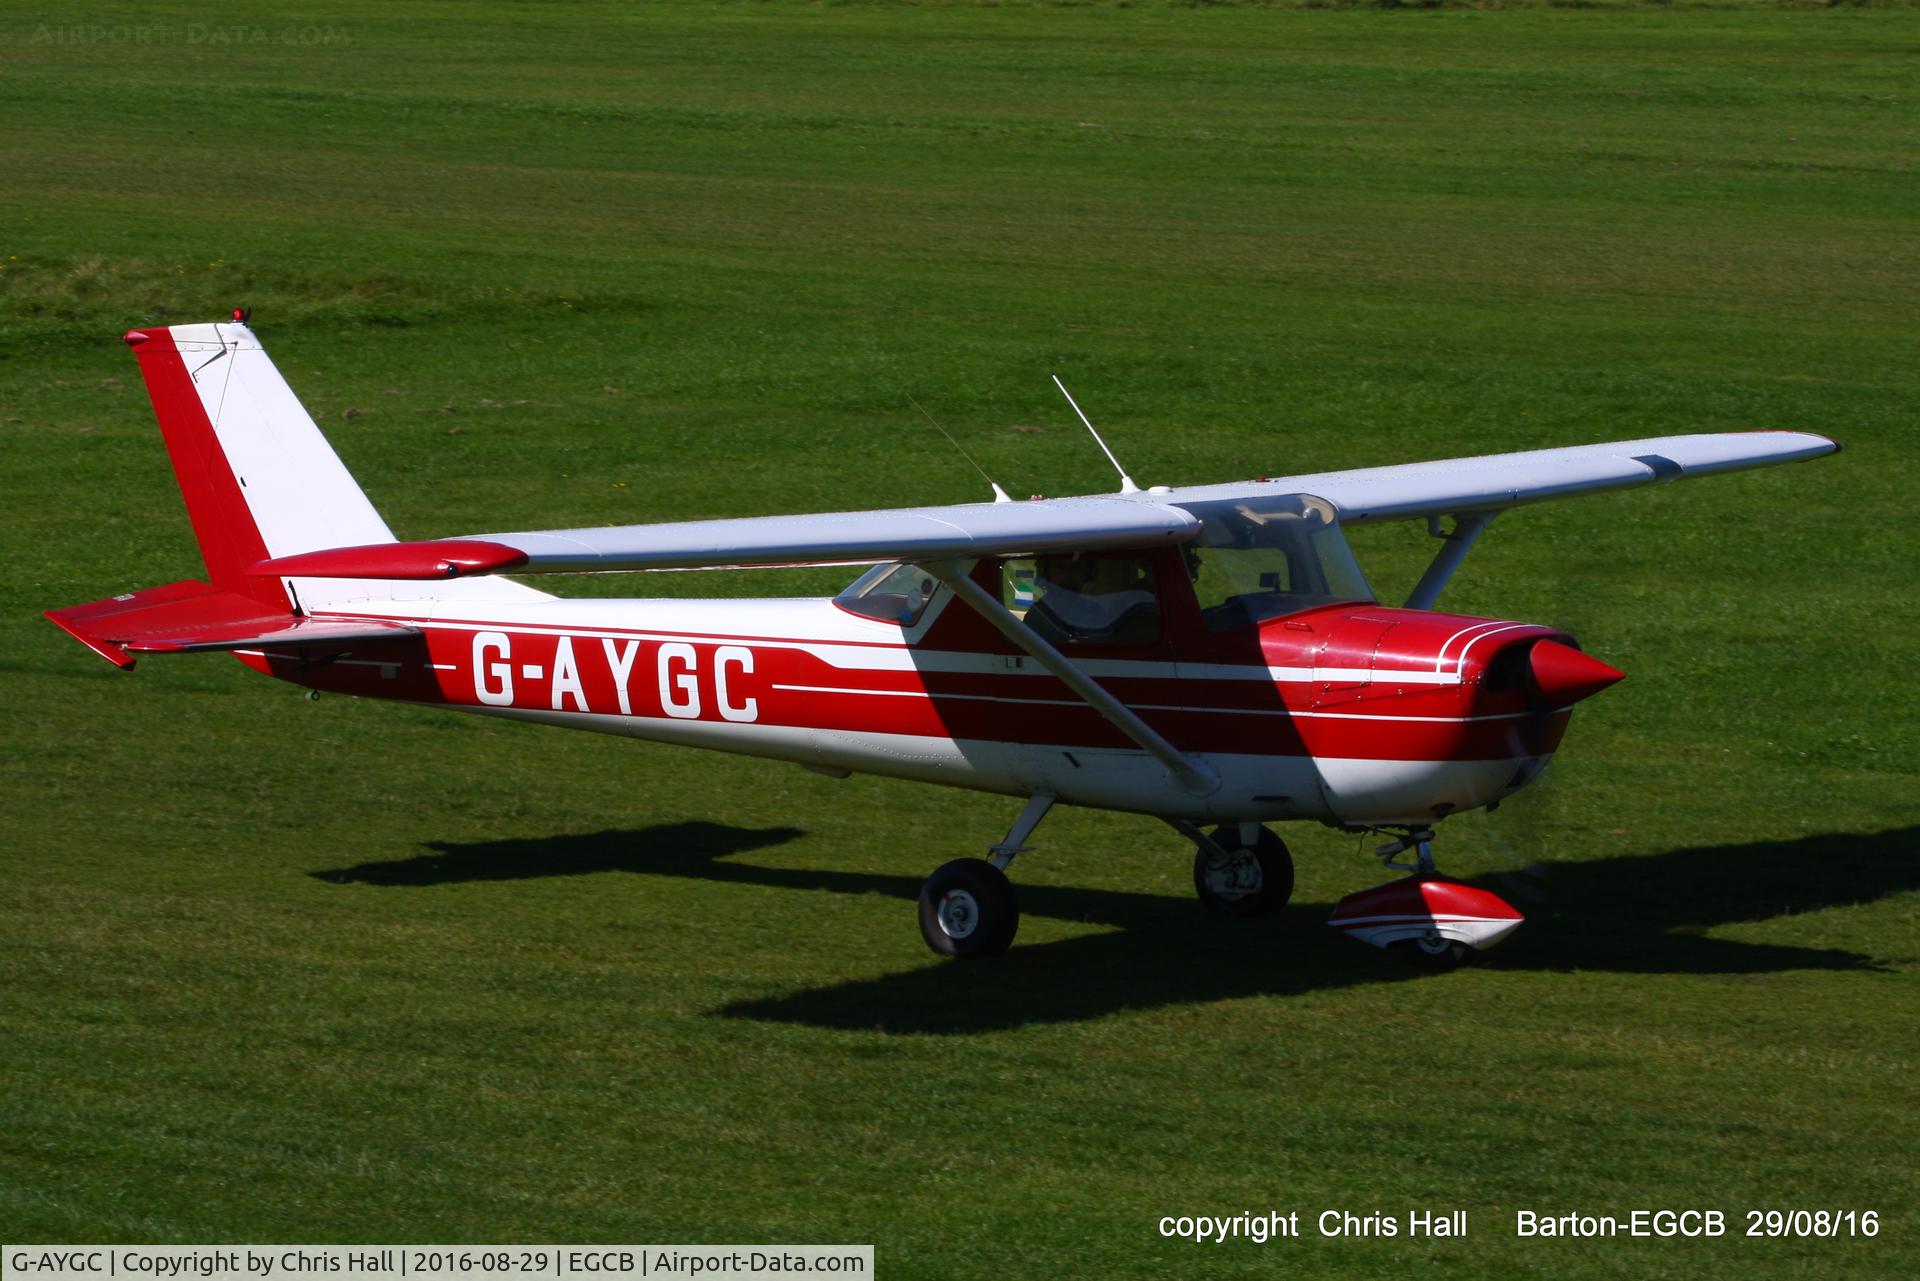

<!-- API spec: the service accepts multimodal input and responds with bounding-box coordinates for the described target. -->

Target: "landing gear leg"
[1373,827,1437,876]
[988,792,1055,872]
[917,793,1053,959]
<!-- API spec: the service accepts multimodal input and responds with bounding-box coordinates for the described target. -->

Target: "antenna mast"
[1050,374,1140,494]
[907,393,1012,503]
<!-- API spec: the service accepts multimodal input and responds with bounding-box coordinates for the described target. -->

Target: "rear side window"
[835,562,939,626]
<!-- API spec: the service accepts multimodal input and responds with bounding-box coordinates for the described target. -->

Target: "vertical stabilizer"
[124,319,544,610]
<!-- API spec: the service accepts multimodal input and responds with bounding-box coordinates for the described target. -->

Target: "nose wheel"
[1396,933,1472,970]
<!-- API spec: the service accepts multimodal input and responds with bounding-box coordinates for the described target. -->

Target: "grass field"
[3,2,1916,1277]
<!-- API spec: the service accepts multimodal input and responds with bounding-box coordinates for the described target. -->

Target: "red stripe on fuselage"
[271,619,1569,761]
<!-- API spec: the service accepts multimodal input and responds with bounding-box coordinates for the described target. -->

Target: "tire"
[1192,826,1294,916]
[918,858,1020,959]
[1392,935,1474,971]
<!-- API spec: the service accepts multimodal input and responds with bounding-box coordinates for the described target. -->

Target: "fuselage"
[241,562,1580,827]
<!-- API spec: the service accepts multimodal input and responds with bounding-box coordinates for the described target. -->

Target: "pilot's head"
[1042,555,1095,591]
[1087,558,1141,592]
[1043,555,1141,597]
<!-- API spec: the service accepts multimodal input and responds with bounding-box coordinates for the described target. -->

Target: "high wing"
[254,497,1201,579]
[1176,430,1837,526]
[252,430,1835,580]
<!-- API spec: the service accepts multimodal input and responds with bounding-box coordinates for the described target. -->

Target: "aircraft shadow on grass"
[314,823,1919,1035]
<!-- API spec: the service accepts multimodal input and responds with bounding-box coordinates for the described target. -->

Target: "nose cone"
[1526,639,1625,708]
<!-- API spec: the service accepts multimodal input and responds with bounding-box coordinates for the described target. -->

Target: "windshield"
[1175,493,1373,633]
[834,562,940,626]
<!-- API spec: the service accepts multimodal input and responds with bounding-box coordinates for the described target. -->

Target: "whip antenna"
[907,393,1012,503]
[1051,374,1139,494]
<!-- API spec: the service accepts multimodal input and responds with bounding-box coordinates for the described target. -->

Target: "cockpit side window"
[835,562,939,626]
[1176,494,1374,634]
[1020,553,1162,647]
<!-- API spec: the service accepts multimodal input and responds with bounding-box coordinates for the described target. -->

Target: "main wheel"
[1193,825,1294,916]
[918,858,1019,959]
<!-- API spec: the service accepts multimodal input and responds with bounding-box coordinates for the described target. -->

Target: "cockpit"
[834,493,1375,641]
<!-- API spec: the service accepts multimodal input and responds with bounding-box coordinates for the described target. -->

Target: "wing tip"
[1751,428,1840,457]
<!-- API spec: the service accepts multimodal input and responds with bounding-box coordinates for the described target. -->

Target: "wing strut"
[1403,512,1495,612]
[925,560,1221,797]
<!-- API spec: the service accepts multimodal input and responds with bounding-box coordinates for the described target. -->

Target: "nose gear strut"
[1372,827,1438,876]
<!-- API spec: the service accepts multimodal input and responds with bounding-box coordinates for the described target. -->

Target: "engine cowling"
[1257,605,1625,824]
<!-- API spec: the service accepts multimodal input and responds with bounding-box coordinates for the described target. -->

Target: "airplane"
[47,315,1838,965]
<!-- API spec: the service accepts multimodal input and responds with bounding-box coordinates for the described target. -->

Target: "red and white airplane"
[50,317,1838,963]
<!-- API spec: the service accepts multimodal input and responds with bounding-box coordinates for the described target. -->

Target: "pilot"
[1027,555,1157,645]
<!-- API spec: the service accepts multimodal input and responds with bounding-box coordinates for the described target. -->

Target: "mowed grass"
[2,3,1916,1277]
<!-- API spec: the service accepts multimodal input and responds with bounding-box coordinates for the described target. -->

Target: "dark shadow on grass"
[311,822,805,885]
[317,823,1917,1034]
[724,897,1408,1034]
[1488,824,1920,974]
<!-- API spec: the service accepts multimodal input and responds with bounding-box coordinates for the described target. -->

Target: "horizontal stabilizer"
[46,580,418,669]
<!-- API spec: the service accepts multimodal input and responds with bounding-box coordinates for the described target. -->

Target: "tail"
[48,317,543,669]
[122,316,544,612]
[123,317,390,610]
